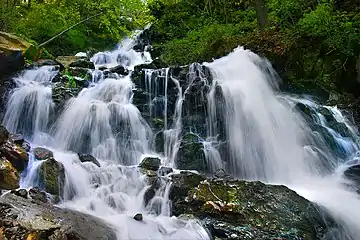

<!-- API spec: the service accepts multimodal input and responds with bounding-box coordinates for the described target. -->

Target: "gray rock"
[0,192,117,239]
[34,147,53,160]
[78,154,100,167]
[29,187,48,203]
[69,59,95,69]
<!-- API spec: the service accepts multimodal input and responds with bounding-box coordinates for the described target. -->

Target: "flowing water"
[3,37,360,239]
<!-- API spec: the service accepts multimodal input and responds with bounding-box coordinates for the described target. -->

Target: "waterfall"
[3,36,209,239]
[4,33,360,239]
[204,46,360,239]
[3,66,57,141]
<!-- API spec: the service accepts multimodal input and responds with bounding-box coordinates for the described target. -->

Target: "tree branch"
[38,11,104,48]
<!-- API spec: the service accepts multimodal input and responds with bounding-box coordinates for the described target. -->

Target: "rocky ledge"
[0,189,117,240]
[168,171,328,240]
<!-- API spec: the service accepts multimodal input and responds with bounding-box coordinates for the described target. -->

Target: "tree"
[253,0,268,30]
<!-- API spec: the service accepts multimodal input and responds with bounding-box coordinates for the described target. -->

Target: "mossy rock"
[176,132,206,172]
[0,158,19,190]
[39,158,65,196]
[69,59,94,69]
[0,125,9,145]
[183,179,327,240]
[139,157,161,171]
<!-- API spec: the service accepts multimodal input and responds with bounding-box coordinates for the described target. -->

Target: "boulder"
[28,187,48,203]
[171,177,328,240]
[109,65,126,75]
[139,157,161,171]
[78,154,100,167]
[144,188,156,206]
[344,164,360,189]
[0,158,19,190]
[0,192,117,240]
[169,171,205,216]
[39,158,65,196]
[158,166,173,176]
[133,213,143,221]
[0,31,29,77]
[34,147,53,160]
[0,139,29,172]
[69,59,95,69]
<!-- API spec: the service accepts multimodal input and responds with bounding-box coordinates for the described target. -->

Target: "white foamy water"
[4,36,210,239]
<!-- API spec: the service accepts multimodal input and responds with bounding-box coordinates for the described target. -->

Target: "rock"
[144,188,156,206]
[12,189,28,199]
[0,158,19,190]
[139,157,161,171]
[28,187,48,203]
[344,164,360,189]
[109,65,126,75]
[133,213,143,221]
[158,166,173,176]
[34,147,53,160]
[214,169,227,178]
[0,192,117,239]
[169,171,205,216]
[69,59,95,69]
[0,139,29,171]
[32,59,64,71]
[0,125,9,145]
[39,158,65,196]
[0,31,29,77]
[173,178,327,240]
[9,133,24,145]
[176,132,206,172]
[52,81,82,113]
[21,141,31,152]
[78,154,101,167]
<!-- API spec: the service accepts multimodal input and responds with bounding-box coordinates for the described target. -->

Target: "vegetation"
[147,0,360,96]
[0,0,152,55]
[1,0,360,97]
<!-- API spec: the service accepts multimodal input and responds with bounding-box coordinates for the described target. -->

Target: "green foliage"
[148,0,360,97]
[1,0,153,55]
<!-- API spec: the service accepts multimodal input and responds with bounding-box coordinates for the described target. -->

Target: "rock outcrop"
[0,191,117,240]
[169,171,328,240]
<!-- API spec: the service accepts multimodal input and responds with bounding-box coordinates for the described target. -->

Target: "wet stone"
[29,187,48,203]
[134,213,143,221]
[158,166,173,176]
[34,147,53,160]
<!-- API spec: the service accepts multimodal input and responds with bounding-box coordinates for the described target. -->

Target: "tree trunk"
[254,0,268,30]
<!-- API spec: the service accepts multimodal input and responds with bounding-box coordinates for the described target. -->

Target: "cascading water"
[3,66,57,141]
[3,36,210,239]
[204,47,360,239]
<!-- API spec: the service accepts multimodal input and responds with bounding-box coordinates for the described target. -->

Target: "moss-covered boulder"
[176,132,206,172]
[139,157,161,171]
[169,171,206,216]
[0,192,117,239]
[39,158,65,196]
[172,178,327,240]
[0,158,19,190]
